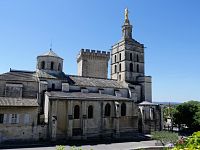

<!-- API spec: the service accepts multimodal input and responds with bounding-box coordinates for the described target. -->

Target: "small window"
[121,103,126,116]
[41,61,45,69]
[137,64,139,72]
[143,110,145,120]
[114,65,117,73]
[119,75,121,81]
[119,63,121,72]
[74,105,80,119]
[11,114,18,124]
[58,63,61,71]
[114,55,117,63]
[88,105,93,119]
[130,63,133,72]
[51,61,54,70]
[0,114,3,124]
[130,53,132,61]
[52,83,55,90]
[137,54,139,62]
[24,114,30,124]
[119,53,121,61]
[105,103,111,117]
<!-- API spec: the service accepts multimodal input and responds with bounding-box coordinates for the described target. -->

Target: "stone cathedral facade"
[0,9,162,143]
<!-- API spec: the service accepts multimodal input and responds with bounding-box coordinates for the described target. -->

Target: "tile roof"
[68,75,124,88]
[38,49,63,59]
[0,70,37,82]
[138,101,158,106]
[47,91,130,101]
[0,97,39,107]
[37,70,68,80]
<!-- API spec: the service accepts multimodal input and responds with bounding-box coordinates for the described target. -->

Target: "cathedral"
[0,9,162,142]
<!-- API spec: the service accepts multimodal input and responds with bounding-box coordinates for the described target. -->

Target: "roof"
[37,70,68,80]
[46,91,130,101]
[38,49,63,59]
[0,97,39,107]
[0,70,37,82]
[68,75,124,88]
[138,101,158,106]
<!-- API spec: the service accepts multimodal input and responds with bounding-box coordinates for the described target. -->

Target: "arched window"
[114,65,117,73]
[119,63,121,72]
[51,61,54,70]
[114,55,117,63]
[58,63,61,71]
[105,103,111,117]
[88,105,93,119]
[137,64,139,72]
[119,53,121,61]
[121,103,126,116]
[130,63,133,72]
[74,105,80,119]
[137,54,139,62]
[130,53,132,61]
[119,74,121,81]
[41,61,45,69]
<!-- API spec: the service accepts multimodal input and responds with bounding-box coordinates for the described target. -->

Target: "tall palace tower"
[111,8,152,102]
[111,8,144,83]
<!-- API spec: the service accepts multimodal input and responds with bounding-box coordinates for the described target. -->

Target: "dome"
[38,49,63,60]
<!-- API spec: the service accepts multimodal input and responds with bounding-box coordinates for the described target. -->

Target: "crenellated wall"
[77,49,110,79]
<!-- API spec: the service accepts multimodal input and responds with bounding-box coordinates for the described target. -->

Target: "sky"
[0,0,199,102]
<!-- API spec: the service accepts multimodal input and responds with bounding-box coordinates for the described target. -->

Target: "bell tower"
[111,8,145,83]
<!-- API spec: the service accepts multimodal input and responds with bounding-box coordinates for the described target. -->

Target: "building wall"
[46,97,139,140]
[0,80,38,98]
[0,107,47,143]
[139,105,162,134]
[37,56,63,72]
[111,40,144,82]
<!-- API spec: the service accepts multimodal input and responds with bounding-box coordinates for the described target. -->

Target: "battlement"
[77,48,110,79]
[78,49,110,57]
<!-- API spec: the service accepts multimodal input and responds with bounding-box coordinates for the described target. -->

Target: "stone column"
[82,101,87,139]
[67,100,73,138]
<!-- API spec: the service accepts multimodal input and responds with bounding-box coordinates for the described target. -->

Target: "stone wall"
[45,97,139,140]
[0,80,38,98]
[0,107,47,143]
[77,49,110,79]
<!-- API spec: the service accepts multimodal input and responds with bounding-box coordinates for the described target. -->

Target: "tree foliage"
[173,100,200,131]
[173,131,200,150]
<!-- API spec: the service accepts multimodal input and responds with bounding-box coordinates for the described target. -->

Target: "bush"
[151,131,178,145]
[173,131,200,150]
[56,145,65,150]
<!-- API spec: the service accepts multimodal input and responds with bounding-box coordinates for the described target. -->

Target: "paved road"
[1,140,157,150]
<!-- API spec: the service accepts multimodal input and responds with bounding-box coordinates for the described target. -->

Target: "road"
[1,140,157,150]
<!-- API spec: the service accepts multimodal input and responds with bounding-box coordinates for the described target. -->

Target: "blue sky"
[0,0,199,102]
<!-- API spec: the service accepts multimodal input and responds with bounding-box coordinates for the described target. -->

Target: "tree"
[163,105,176,130]
[173,101,200,131]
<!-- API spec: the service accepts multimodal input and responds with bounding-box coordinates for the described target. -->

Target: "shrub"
[173,131,200,150]
[151,131,178,145]
[56,145,65,150]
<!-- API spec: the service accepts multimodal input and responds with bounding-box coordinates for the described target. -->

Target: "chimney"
[62,83,69,92]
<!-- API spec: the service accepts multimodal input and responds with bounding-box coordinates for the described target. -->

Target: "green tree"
[173,100,200,131]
